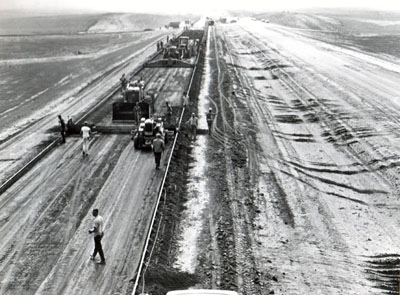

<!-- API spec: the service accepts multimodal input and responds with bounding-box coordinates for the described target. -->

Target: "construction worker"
[89,209,106,265]
[206,108,215,135]
[58,115,66,143]
[152,133,165,169]
[186,112,198,140]
[182,91,189,107]
[66,116,74,135]
[166,101,172,117]
[134,102,141,125]
[120,74,128,93]
[80,122,91,156]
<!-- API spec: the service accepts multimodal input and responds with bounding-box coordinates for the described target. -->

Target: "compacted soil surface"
[144,18,400,295]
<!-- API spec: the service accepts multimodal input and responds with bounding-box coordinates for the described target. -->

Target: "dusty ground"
[0,60,195,294]
[144,17,400,295]
[0,16,195,295]
[2,12,400,295]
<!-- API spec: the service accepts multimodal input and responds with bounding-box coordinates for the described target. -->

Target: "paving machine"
[113,78,153,122]
[163,45,180,59]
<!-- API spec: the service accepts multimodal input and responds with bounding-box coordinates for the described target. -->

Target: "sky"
[2,0,400,14]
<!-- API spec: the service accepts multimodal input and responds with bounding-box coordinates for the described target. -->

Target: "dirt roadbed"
[2,17,400,295]
[142,20,400,295]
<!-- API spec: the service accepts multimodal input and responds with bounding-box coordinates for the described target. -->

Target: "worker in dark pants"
[152,133,165,169]
[120,74,128,93]
[206,108,215,135]
[58,115,66,143]
[89,209,106,265]
[134,102,141,125]
[166,101,172,117]
[186,112,198,140]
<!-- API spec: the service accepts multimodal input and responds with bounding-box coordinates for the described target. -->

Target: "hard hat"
[156,133,161,138]
[209,107,212,111]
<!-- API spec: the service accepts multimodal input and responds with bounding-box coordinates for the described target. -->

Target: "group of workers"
[185,107,215,140]
[120,75,145,101]
[57,106,216,158]
[120,74,145,90]
[56,106,217,267]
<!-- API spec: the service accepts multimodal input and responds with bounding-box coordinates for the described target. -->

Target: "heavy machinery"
[112,78,153,122]
[178,36,197,59]
[163,45,180,59]
[178,36,188,58]
[125,83,143,103]
[133,117,165,149]
[146,30,203,68]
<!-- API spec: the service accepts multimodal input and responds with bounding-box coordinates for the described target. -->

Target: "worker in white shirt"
[89,209,106,265]
[80,122,91,156]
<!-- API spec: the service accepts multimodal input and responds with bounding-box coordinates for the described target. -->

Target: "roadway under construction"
[0,26,207,295]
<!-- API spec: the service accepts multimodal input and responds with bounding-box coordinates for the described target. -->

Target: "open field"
[0,12,190,146]
[0,12,194,35]
[0,33,151,59]
[0,30,164,138]
[254,10,400,58]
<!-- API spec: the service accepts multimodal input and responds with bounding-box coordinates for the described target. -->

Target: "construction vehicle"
[163,45,180,59]
[113,78,153,122]
[125,84,143,103]
[133,117,166,149]
[178,36,197,58]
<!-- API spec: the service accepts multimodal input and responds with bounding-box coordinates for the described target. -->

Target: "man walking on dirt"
[206,107,216,135]
[152,133,165,169]
[58,115,66,143]
[80,122,91,156]
[89,209,106,265]
[186,112,198,140]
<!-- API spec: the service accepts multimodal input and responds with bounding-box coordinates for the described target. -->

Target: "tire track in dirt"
[240,27,400,197]
[220,22,400,293]
[209,25,265,295]
[218,24,373,294]
[237,27,395,199]
[0,135,130,294]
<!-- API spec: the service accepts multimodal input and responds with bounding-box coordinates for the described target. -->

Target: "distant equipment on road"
[168,21,181,29]
[147,30,203,68]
